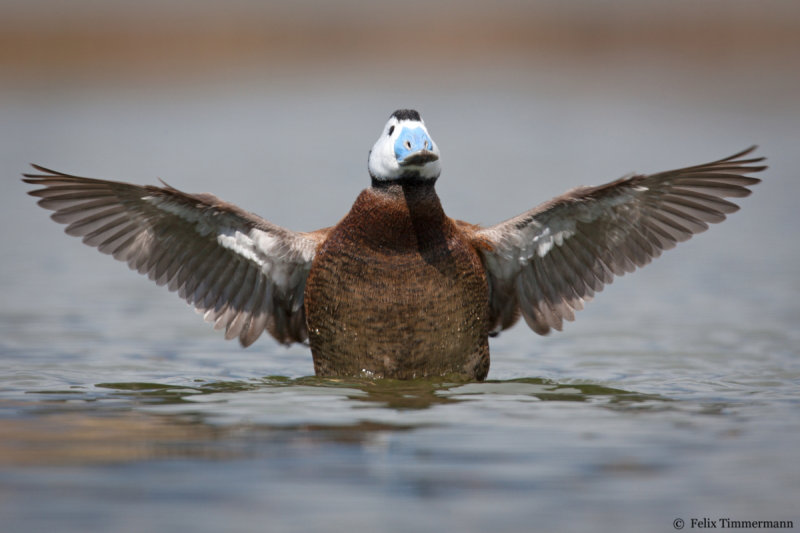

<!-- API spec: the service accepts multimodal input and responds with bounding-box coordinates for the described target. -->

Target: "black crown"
[391,109,421,121]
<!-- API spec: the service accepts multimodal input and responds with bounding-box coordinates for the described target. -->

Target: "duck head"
[368,109,441,184]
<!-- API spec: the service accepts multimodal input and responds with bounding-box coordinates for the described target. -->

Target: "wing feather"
[475,147,764,335]
[23,165,326,346]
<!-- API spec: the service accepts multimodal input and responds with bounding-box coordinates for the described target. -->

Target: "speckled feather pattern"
[304,184,490,379]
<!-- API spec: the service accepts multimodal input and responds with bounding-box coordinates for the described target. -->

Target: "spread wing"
[474,147,765,336]
[24,165,328,347]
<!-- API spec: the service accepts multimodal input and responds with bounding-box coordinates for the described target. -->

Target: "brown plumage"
[305,184,489,379]
[22,110,764,380]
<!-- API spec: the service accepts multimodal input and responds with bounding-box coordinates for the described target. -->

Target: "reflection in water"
[0,408,223,466]
[0,377,663,467]
[95,375,661,409]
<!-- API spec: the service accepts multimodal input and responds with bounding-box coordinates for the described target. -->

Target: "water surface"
[1,61,798,532]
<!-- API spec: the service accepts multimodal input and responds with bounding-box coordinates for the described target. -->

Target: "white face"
[368,114,441,182]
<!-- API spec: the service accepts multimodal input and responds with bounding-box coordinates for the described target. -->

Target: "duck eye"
[404,140,412,150]
[388,126,395,136]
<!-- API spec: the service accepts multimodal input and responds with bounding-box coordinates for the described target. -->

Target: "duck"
[24,109,764,380]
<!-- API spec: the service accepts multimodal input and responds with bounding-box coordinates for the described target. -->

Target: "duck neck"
[348,180,449,252]
[370,175,438,189]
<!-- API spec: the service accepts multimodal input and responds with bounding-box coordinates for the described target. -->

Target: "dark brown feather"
[304,183,490,379]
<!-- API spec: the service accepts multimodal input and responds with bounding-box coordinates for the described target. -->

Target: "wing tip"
[720,145,768,170]
[22,163,65,180]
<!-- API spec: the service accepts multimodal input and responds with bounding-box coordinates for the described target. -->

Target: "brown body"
[304,183,490,379]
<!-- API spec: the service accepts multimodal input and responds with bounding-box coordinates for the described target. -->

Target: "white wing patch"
[214,227,314,296]
[148,194,316,271]
[507,223,577,263]
[216,229,266,266]
[533,227,576,259]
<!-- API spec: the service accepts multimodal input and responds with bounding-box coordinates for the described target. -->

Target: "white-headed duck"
[24,109,764,380]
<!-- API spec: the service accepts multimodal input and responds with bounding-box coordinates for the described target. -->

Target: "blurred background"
[3,0,799,81]
[2,0,797,353]
[2,0,798,224]
[1,2,799,532]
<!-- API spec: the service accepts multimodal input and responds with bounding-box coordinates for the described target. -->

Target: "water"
[1,60,799,532]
